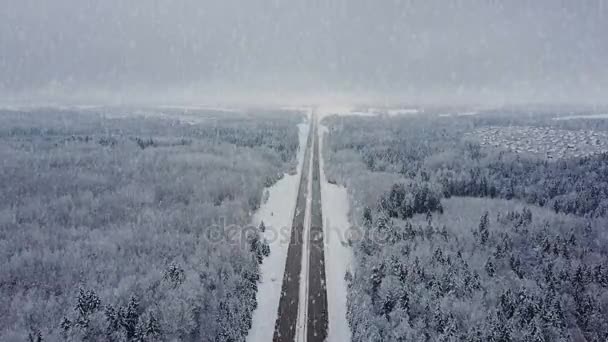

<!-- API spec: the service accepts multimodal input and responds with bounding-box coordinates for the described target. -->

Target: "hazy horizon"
[1,1,607,106]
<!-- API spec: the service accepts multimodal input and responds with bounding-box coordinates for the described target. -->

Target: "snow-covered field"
[438,110,479,117]
[457,110,479,116]
[554,113,608,120]
[247,117,309,342]
[318,105,417,117]
[317,105,358,117]
[387,108,419,116]
[319,124,353,342]
[316,105,426,118]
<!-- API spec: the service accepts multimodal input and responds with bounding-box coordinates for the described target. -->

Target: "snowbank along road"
[274,113,328,342]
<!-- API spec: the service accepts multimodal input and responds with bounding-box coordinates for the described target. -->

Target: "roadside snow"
[319,123,353,342]
[247,116,310,342]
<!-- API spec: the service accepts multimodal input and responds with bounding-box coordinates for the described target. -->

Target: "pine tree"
[433,306,446,334]
[75,288,101,329]
[485,259,496,277]
[522,320,546,342]
[584,220,593,238]
[553,200,560,213]
[370,265,385,302]
[499,290,516,319]
[60,317,72,337]
[260,238,270,258]
[250,232,270,264]
[104,305,120,338]
[432,248,445,265]
[120,295,141,340]
[381,292,396,319]
[517,291,540,326]
[594,263,608,287]
[573,265,589,289]
[440,225,449,241]
[164,263,185,287]
[145,312,162,340]
[509,255,524,279]
[478,211,490,245]
[541,237,553,255]
[27,328,42,342]
[250,234,262,264]
[376,214,389,235]
[362,207,373,228]
[399,291,410,311]
[522,207,533,224]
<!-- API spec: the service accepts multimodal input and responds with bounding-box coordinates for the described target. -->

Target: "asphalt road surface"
[273,114,328,342]
[306,118,328,342]
[273,117,312,342]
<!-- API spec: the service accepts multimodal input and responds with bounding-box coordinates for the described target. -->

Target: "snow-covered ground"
[438,110,479,117]
[316,105,422,118]
[457,110,479,116]
[387,108,419,116]
[317,105,378,117]
[319,123,353,342]
[554,113,608,120]
[317,105,357,117]
[247,115,310,342]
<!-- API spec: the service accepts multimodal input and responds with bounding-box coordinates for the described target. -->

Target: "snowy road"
[249,109,351,342]
[273,113,328,342]
[272,116,314,342]
[247,119,309,342]
[305,118,328,342]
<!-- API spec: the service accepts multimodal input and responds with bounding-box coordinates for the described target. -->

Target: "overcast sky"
[1,0,606,105]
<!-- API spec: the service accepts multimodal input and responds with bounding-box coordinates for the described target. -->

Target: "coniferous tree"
[485,258,496,277]
[478,211,490,245]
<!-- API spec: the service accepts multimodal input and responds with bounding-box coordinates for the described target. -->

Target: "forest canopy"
[0,108,300,341]
[323,111,608,341]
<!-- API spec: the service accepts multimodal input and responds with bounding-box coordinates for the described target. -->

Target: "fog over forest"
[1,1,607,105]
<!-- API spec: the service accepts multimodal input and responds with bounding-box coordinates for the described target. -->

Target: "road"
[306,117,328,342]
[273,113,328,342]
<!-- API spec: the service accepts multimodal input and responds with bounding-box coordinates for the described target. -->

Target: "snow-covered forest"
[323,111,608,341]
[0,108,300,341]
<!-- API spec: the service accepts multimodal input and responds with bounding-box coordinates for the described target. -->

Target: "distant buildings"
[466,126,608,159]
